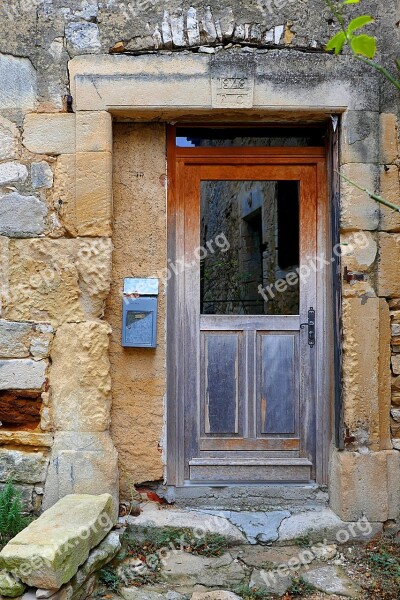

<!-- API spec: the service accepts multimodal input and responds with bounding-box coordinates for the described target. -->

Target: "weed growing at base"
[99,526,228,591]
[0,480,31,550]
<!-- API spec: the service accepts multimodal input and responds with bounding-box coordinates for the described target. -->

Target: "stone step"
[124,503,382,547]
[124,504,246,545]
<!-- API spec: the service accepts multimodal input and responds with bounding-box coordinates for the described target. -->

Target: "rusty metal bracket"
[343,266,367,283]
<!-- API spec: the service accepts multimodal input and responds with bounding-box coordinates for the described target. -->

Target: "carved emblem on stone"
[211,55,255,108]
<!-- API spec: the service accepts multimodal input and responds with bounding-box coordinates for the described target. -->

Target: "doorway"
[167,126,330,487]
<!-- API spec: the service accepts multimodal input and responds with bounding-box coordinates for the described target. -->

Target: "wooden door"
[168,144,326,485]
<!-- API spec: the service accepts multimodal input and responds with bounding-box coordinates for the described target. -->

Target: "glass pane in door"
[200,180,300,316]
[176,126,325,147]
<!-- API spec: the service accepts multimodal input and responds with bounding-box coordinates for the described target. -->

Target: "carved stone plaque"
[211,56,255,108]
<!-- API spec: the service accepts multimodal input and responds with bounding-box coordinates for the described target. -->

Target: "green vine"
[324,0,400,90]
[325,0,400,214]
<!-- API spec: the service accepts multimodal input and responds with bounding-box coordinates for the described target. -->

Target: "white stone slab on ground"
[0,494,115,589]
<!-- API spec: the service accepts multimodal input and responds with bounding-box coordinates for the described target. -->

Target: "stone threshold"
[157,483,329,513]
[124,502,383,547]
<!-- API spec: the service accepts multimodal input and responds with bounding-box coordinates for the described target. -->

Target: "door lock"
[300,307,316,348]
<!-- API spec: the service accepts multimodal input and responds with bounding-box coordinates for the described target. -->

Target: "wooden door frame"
[166,125,332,487]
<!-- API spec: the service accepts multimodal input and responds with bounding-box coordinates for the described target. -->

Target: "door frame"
[166,125,332,487]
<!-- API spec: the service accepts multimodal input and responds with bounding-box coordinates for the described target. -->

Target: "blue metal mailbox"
[122,278,158,348]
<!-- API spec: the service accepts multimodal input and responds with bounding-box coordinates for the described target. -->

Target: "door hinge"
[300,307,316,348]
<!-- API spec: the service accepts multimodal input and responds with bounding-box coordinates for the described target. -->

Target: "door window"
[200,180,300,316]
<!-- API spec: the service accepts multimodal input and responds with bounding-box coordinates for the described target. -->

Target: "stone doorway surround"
[18,50,400,522]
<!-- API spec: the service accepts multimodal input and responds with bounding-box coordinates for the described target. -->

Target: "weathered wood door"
[168,138,327,485]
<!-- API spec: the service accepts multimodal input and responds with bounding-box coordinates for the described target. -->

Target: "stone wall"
[0,0,398,519]
[0,106,118,513]
[108,123,166,491]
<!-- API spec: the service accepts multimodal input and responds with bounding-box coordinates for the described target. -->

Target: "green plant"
[293,536,311,547]
[325,0,400,90]
[125,525,228,559]
[287,576,315,597]
[118,464,142,517]
[98,566,122,594]
[365,536,400,596]
[0,480,31,550]
[234,584,274,600]
[345,535,400,599]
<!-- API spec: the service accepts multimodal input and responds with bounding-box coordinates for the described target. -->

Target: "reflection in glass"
[200,180,299,316]
[177,126,325,148]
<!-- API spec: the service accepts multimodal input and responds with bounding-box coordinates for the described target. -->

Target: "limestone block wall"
[0,0,398,520]
[329,103,400,523]
[0,98,118,512]
[108,123,167,492]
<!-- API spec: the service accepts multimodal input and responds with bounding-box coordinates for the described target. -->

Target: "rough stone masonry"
[0,0,399,522]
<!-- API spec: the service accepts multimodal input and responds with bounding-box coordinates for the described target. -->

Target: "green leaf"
[347,15,374,34]
[343,0,361,4]
[326,31,347,54]
[350,34,377,58]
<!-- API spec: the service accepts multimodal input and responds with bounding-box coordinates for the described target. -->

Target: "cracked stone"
[0,54,37,110]
[170,12,186,47]
[230,544,311,569]
[0,162,28,186]
[0,320,53,359]
[302,565,361,597]
[0,449,48,484]
[187,7,200,46]
[0,571,26,597]
[0,116,19,161]
[161,11,173,48]
[191,593,242,600]
[218,8,235,40]
[0,192,47,237]
[31,162,53,189]
[200,7,218,43]
[198,509,290,544]
[161,552,246,588]
[249,568,292,597]
[65,22,101,54]
[121,591,166,600]
[0,358,47,389]
[278,509,346,543]
[0,494,115,588]
[44,530,121,600]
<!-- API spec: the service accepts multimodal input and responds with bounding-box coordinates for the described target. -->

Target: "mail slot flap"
[122,296,157,348]
[123,278,159,296]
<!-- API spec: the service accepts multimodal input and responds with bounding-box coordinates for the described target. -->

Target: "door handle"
[300,307,316,348]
